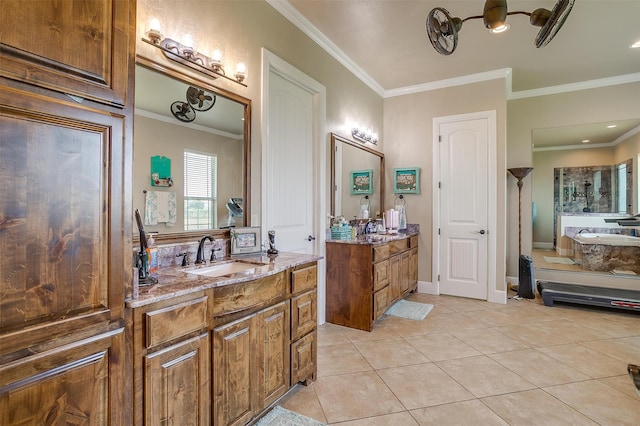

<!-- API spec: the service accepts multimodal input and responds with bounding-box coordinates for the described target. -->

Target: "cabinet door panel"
[213,315,256,426]
[291,331,316,384]
[0,0,131,106]
[0,86,126,355]
[401,252,411,294]
[0,329,122,425]
[291,290,317,340]
[257,302,290,409]
[145,333,210,426]
[374,286,389,320]
[389,255,401,302]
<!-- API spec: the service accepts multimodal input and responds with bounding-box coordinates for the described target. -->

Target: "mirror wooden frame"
[135,54,252,244]
[330,132,385,218]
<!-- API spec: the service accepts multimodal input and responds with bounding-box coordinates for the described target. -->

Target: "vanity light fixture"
[142,27,247,87]
[351,126,378,145]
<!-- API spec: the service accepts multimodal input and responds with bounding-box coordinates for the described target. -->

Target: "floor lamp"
[508,167,534,256]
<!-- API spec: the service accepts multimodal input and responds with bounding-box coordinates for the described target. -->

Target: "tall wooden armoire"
[0,1,135,423]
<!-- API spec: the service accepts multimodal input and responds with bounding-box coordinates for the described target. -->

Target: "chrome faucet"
[195,235,214,264]
[578,228,589,234]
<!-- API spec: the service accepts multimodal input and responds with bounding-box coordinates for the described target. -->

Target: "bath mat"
[255,406,325,426]
[543,256,575,265]
[385,299,433,320]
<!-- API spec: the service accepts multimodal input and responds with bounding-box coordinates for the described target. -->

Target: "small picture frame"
[230,227,262,255]
[350,169,373,195]
[394,167,420,194]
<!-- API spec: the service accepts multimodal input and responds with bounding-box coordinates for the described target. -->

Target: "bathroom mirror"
[133,57,251,243]
[531,118,640,278]
[330,132,385,221]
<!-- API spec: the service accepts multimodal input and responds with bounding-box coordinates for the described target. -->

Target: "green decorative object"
[350,169,373,195]
[394,167,420,194]
[150,155,173,187]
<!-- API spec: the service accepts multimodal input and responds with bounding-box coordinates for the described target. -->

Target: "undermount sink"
[186,261,264,278]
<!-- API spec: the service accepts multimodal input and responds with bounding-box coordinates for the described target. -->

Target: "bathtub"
[573,233,640,246]
[571,233,640,274]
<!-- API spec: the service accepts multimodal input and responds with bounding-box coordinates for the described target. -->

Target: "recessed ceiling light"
[582,139,590,143]
[631,40,640,49]
[607,124,617,128]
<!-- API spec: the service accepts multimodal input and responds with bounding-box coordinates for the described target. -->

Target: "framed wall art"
[393,167,420,194]
[350,169,373,195]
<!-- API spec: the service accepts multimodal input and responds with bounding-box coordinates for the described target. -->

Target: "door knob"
[479,229,486,234]
[307,235,316,241]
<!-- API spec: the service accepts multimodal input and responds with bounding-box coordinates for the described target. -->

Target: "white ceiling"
[274,0,640,148]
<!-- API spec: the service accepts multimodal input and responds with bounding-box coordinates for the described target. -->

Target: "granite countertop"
[326,231,419,245]
[127,252,322,308]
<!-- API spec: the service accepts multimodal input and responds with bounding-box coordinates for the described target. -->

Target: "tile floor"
[279,291,640,425]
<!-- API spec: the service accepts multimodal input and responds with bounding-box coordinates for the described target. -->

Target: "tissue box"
[330,226,352,240]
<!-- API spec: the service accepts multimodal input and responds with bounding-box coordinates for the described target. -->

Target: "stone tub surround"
[573,242,640,275]
[126,252,322,307]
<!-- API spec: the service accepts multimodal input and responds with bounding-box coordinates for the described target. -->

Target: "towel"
[145,191,176,227]
[395,204,407,230]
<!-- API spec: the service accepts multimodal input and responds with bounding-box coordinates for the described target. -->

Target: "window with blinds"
[184,151,217,230]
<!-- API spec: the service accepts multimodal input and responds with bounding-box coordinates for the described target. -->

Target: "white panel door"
[265,71,314,253]
[438,118,489,299]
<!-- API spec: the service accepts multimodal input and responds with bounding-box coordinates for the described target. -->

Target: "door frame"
[261,48,327,322]
[431,110,500,302]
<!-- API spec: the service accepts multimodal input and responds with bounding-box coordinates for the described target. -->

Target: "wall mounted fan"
[426,7,462,56]
[170,101,196,123]
[186,86,216,112]
[426,0,575,55]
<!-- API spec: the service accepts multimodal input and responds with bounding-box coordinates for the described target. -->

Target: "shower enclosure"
[553,159,633,246]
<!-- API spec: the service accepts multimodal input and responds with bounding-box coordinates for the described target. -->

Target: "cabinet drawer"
[291,290,317,340]
[372,244,389,262]
[291,264,317,294]
[373,260,390,291]
[212,271,287,317]
[389,239,409,255]
[409,236,419,248]
[291,331,316,384]
[373,286,389,320]
[145,296,208,348]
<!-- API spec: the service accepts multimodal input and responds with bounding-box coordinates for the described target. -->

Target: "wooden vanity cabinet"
[212,263,318,426]
[131,262,318,426]
[132,292,212,425]
[213,300,290,426]
[290,264,318,385]
[326,236,419,331]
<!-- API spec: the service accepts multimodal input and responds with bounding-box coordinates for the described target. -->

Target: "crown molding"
[509,73,640,100]
[385,69,513,98]
[266,0,385,96]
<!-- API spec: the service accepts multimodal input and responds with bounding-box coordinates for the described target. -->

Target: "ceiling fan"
[426,0,575,55]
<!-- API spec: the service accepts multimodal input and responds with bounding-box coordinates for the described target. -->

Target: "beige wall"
[383,79,507,290]
[508,81,640,275]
